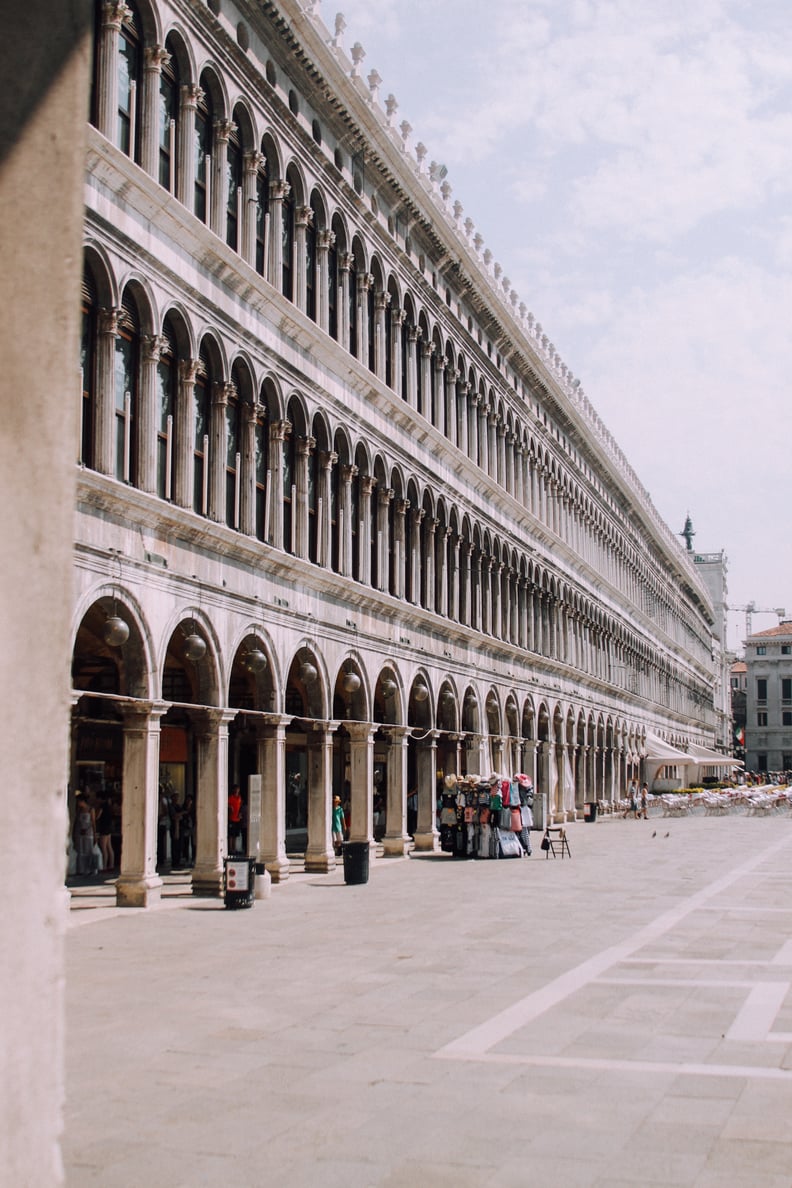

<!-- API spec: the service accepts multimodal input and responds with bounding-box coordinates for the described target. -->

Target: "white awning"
[644,732,693,763]
[685,742,743,768]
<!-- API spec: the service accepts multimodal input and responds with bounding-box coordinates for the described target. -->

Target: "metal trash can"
[342,841,370,885]
[584,802,598,823]
[224,856,255,909]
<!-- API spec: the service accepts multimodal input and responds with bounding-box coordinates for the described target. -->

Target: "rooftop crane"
[731,601,786,640]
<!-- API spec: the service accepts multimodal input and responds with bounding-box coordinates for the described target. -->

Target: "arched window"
[158,40,180,191]
[226,125,242,251]
[254,404,268,541]
[114,293,140,485]
[193,353,210,515]
[226,374,242,528]
[255,155,268,275]
[307,439,319,560]
[155,318,178,499]
[347,254,357,356]
[117,3,142,160]
[282,425,295,553]
[327,234,338,340]
[80,269,98,468]
[281,185,294,300]
[305,203,317,322]
[194,86,213,224]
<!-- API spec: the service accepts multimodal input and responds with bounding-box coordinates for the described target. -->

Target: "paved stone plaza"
[64,813,792,1186]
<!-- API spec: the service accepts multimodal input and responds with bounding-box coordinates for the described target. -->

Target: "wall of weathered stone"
[0,3,91,1182]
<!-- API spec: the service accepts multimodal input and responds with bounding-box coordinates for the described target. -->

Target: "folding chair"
[543,826,571,859]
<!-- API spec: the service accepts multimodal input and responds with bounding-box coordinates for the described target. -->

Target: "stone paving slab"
[64,814,792,1186]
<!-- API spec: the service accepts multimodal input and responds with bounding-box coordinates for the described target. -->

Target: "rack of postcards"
[438,773,535,859]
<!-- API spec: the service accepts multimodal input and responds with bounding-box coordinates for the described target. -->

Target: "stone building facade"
[743,623,792,773]
[76,0,720,906]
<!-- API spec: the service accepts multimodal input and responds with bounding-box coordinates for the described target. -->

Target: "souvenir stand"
[439,773,536,859]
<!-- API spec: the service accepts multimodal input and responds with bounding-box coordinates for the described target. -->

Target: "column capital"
[420,340,436,359]
[144,44,171,72]
[101,0,132,30]
[339,251,354,273]
[269,179,291,202]
[360,474,377,496]
[98,307,122,336]
[317,228,336,251]
[319,449,338,469]
[181,83,204,108]
[243,149,265,174]
[213,119,237,143]
[212,380,235,407]
[141,333,166,363]
[295,204,314,228]
[296,434,316,457]
[271,418,292,443]
[407,324,422,344]
[178,358,200,385]
[377,486,394,506]
[391,306,406,326]
[375,290,391,311]
[341,463,358,483]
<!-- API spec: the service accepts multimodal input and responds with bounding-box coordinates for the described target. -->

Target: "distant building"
[743,623,792,772]
[730,659,746,761]
[691,549,730,752]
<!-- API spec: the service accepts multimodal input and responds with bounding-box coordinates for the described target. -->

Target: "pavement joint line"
[434,831,792,1060]
[434,1050,792,1080]
[726,981,791,1042]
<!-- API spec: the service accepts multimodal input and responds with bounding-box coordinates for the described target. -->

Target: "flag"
[735,726,745,745]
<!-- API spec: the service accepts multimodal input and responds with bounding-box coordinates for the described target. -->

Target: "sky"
[325,0,791,652]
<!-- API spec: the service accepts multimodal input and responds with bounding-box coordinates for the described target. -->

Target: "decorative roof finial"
[680,514,695,551]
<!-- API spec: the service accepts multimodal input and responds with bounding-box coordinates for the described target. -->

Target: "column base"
[411,830,438,852]
[191,866,223,897]
[115,874,163,908]
[382,833,410,856]
[304,849,337,874]
[264,856,290,883]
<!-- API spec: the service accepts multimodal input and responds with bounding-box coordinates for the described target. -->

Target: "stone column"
[409,507,424,604]
[305,721,336,873]
[116,702,166,908]
[240,400,262,536]
[460,541,472,626]
[478,401,489,473]
[492,561,503,639]
[294,434,314,559]
[390,308,405,395]
[505,432,515,496]
[406,326,420,410]
[137,333,163,494]
[419,340,434,420]
[347,721,374,846]
[211,119,235,238]
[458,382,470,456]
[95,308,120,476]
[445,367,458,446]
[382,727,410,855]
[339,463,357,577]
[338,252,352,350]
[242,151,264,267]
[95,1,131,140]
[316,229,335,334]
[393,497,408,599]
[317,449,336,568]
[496,420,507,488]
[376,486,393,592]
[413,731,438,851]
[141,45,170,177]
[450,532,461,621]
[357,474,375,585]
[192,708,234,897]
[373,291,390,382]
[473,549,483,632]
[433,355,446,433]
[524,739,538,794]
[209,380,231,523]
[355,272,372,365]
[294,205,313,313]
[177,84,201,208]
[173,358,198,509]
[424,517,437,612]
[438,526,451,618]
[255,716,290,882]
[267,419,290,549]
[267,180,289,289]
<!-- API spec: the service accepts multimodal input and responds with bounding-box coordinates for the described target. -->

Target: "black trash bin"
[342,841,370,885]
[583,802,598,823]
[224,856,255,908]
